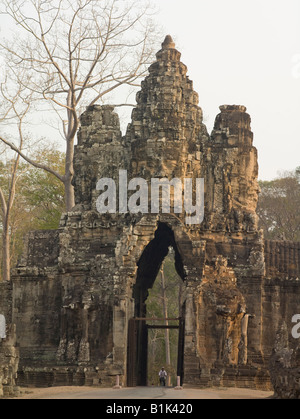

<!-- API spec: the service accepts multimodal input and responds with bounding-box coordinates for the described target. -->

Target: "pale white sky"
[0,0,299,180]
[151,0,300,180]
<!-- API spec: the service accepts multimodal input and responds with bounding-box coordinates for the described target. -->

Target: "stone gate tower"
[1,36,300,393]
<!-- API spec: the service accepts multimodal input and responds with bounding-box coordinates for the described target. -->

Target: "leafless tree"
[0,77,32,281]
[0,0,158,211]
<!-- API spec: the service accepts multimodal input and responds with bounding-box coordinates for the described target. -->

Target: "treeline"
[0,145,65,279]
[257,167,300,242]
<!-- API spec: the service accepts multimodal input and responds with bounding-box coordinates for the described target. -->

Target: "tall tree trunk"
[160,265,171,385]
[64,176,75,212]
[2,221,10,282]
[64,135,76,212]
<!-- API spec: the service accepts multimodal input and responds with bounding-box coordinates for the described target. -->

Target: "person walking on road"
[159,367,167,386]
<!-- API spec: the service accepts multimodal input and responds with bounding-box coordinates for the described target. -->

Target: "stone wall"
[263,241,300,398]
[265,240,300,280]
[269,323,300,399]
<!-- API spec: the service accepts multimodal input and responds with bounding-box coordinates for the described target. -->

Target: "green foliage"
[0,146,65,276]
[257,168,300,241]
[147,251,182,318]
[20,147,65,230]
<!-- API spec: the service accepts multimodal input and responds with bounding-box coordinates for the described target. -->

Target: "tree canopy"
[0,146,65,279]
[257,168,300,242]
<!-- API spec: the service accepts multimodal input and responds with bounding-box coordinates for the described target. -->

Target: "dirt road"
[13,386,273,400]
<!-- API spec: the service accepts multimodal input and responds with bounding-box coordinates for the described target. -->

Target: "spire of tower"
[162,35,175,50]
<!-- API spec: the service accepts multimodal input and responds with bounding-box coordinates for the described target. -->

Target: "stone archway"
[133,222,186,319]
[125,220,189,387]
[108,214,205,387]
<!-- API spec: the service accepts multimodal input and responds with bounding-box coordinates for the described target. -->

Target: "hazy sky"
[0,0,299,181]
[151,0,300,180]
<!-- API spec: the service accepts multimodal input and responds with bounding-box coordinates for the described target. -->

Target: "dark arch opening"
[127,222,186,387]
[133,222,186,318]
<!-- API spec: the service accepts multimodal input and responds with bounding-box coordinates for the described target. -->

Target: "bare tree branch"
[0,0,159,211]
[0,136,64,183]
[0,187,7,218]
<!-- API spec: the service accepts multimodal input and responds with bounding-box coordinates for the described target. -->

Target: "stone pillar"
[112,298,128,378]
[73,105,128,211]
[78,307,90,363]
[0,325,19,397]
[205,105,260,233]
[126,35,208,216]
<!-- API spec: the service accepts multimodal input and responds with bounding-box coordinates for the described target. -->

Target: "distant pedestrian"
[159,367,167,386]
